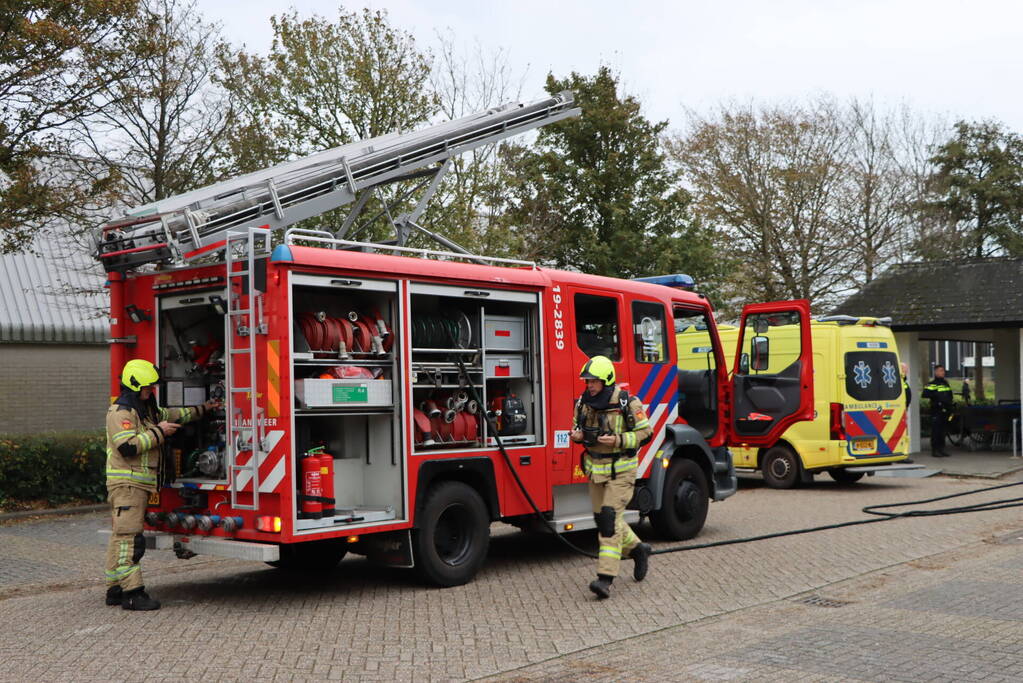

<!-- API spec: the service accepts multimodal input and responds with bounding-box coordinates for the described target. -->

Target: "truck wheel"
[414,480,490,587]
[267,539,347,571]
[649,458,709,540]
[761,446,802,489]
[829,468,865,484]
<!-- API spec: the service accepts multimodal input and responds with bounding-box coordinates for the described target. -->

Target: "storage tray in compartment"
[484,315,526,350]
[296,378,393,408]
[485,355,526,378]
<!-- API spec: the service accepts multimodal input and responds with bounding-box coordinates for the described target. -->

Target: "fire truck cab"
[95,94,815,586]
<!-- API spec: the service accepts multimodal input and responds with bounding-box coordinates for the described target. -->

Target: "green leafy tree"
[920,120,1023,259]
[500,67,721,290]
[0,0,140,252]
[218,7,436,171]
[216,7,438,240]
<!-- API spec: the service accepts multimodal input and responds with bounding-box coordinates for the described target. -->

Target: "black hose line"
[447,339,1023,560]
[451,352,600,559]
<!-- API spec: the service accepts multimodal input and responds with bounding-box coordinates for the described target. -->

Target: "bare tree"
[837,98,916,285]
[72,0,234,205]
[422,31,529,253]
[670,98,853,311]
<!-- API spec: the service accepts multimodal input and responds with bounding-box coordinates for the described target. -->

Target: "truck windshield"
[844,351,902,401]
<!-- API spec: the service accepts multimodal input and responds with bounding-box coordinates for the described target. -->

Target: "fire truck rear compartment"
[157,293,227,482]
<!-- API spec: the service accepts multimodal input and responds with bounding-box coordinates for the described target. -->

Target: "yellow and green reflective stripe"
[111,430,135,443]
[622,527,639,547]
[105,468,156,484]
[599,545,621,558]
[586,456,638,475]
[632,418,650,430]
[622,432,637,449]
[106,565,138,580]
[158,406,169,420]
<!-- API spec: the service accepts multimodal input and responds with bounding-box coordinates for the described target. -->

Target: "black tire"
[413,480,490,587]
[828,468,865,484]
[649,458,709,541]
[266,539,347,571]
[761,445,802,489]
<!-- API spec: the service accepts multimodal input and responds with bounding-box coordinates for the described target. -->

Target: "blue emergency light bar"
[631,273,696,290]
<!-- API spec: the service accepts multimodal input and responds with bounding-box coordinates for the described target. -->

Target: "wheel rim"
[673,480,701,521]
[434,503,472,566]
[769,456,791,480]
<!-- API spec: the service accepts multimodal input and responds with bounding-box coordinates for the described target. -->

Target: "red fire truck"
[95,93,814,586]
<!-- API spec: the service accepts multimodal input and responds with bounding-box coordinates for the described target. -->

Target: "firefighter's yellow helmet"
[579,356,615,385]
[121,359,160,391]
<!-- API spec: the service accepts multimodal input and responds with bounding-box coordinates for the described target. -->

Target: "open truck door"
[729,300,813,446]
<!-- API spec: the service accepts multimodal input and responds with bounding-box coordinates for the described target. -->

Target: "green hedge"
[0,431,107,506]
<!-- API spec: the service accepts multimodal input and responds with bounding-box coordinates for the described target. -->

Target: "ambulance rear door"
[728,300,814,446]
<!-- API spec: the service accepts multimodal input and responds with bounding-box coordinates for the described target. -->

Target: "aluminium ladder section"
[96,93,581,267]
[225,228,270,511]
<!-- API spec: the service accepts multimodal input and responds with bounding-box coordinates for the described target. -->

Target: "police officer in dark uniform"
[922,365,954,458]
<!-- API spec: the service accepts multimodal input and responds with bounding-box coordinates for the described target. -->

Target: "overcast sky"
[202,0,1023,132]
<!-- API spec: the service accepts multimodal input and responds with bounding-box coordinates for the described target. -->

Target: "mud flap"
[366,529,415,569]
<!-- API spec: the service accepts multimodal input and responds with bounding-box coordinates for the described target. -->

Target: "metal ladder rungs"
[230,348,253,354]
[229,308,251,315]
[230,387,252,393]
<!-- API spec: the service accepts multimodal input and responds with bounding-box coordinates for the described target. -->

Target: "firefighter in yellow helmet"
[104,359,219,610]
[571,355,653,598]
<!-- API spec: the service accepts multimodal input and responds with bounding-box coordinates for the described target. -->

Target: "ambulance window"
[574,293,620,360]
[632,301,668,363]
[844,351,902,401]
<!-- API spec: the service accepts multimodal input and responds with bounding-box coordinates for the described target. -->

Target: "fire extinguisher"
[299,450,323,519]
[309,445,336,517]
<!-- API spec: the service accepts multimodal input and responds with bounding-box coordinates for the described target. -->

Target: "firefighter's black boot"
[632,542,652,582]
[122,587,160,611]
[105,585,122,606]
[589,574,614,599]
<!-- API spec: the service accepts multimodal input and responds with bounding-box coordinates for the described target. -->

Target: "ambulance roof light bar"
[94,92,581,272]
[631,273,696,290]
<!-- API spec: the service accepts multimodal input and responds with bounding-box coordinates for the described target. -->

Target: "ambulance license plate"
[851,438,876,453]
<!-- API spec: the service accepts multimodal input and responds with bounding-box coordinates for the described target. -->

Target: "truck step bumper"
[99,530,280,561]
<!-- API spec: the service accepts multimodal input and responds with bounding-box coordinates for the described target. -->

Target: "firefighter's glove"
[596,434,618,447]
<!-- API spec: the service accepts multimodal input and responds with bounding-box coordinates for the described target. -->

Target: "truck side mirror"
[751,336,769,372]
[739,352,750,374]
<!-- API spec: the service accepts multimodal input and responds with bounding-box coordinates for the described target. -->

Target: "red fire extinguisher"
[299,450,323,519]
[309,446,335,517]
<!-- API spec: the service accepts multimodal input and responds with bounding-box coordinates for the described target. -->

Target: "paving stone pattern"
[1,475,1022,681]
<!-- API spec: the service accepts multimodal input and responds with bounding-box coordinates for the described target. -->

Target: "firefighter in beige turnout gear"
[571,356,654,599]
[104,359,216,610]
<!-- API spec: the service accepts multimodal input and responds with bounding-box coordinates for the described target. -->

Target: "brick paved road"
[1,474,1022,682]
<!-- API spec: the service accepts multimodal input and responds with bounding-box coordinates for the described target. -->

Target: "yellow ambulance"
[676,315,911,488]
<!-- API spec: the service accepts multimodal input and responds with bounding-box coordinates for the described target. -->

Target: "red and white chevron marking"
[233,430,287,494]
[637,401,679,477]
